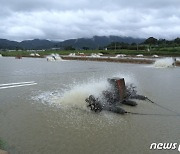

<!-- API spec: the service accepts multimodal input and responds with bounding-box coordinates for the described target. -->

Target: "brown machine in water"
[85,77,147,114]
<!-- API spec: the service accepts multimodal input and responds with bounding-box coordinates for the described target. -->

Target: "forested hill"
[0,36,145,50]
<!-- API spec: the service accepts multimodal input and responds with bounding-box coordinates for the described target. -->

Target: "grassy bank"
[0,138,7,150]
[63,56,180,66]
[62,56,154,64]
[0,48,180,57]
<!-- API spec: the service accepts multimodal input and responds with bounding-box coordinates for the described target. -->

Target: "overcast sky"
[1,0,180,41]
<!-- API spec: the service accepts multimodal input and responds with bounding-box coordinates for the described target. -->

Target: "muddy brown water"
[0,57,180,154]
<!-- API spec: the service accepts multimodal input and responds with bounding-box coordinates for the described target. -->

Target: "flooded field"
[0,57,180,154]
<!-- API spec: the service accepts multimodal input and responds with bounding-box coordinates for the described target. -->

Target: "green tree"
[64,46,75,50]
[144,37,158,45]
[143,37,158,51]
[82,47,89,50]
[174,37,180,44]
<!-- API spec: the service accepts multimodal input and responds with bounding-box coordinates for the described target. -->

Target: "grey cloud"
[0,0,180,41]
[1,0,180,12]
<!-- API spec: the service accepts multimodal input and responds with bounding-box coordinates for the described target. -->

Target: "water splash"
[57,78,111,109]
[32,91,61,106]
[154,58,175,68]
[32,74,135,109]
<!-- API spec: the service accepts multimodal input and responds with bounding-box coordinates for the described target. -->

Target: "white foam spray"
[176,58,180,62]
[154,58,175,68]
[32,74,135,110]
[58,79,110,108]
[32,91,61,106]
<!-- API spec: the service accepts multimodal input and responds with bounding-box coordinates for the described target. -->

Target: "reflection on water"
[0,57,180,154]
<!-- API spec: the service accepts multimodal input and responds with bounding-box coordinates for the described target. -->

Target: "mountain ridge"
[0,36,145,50]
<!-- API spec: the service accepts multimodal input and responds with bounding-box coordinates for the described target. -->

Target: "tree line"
[105,37,180,51]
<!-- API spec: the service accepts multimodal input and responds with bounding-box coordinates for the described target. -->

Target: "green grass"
[0,138,7,150]
[0,50,30,57]
[0,48,180,57]
[38,50,103,55]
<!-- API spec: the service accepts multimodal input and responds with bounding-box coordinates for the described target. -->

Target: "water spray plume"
[58,79,111,108]
[154,58,176,68]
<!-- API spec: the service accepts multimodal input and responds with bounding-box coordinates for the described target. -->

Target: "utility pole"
[137,43,139,51]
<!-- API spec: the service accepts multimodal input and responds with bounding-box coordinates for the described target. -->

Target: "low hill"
[0,36,145,50]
